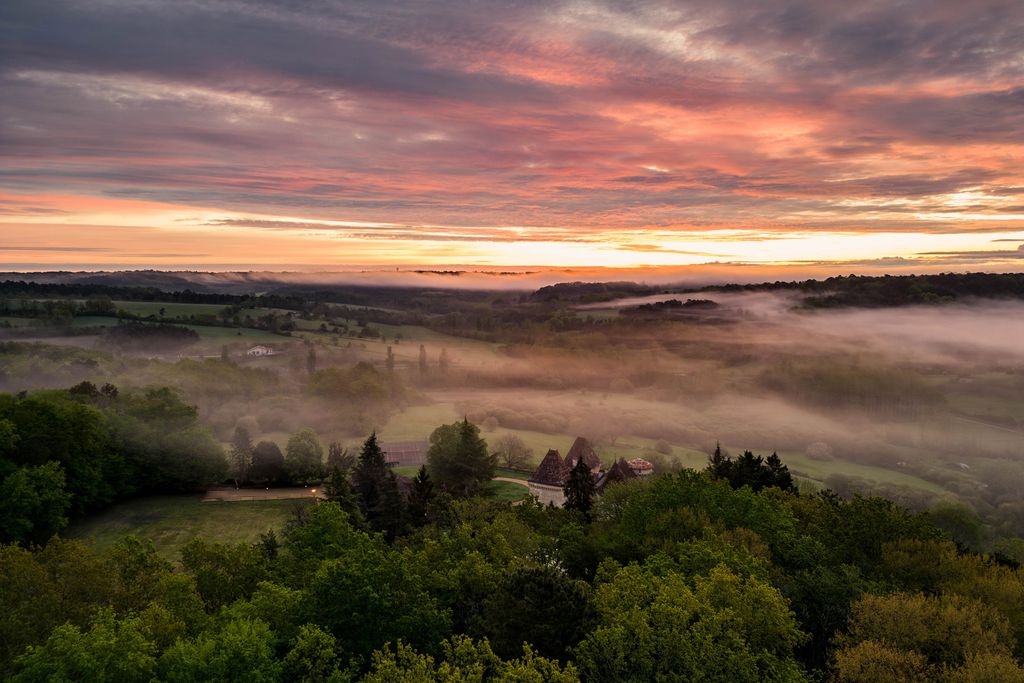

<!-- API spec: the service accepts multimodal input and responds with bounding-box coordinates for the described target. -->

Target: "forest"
[4,427,1024,681]
[2,271,1024,680]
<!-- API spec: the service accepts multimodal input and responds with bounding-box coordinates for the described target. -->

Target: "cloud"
[0,0,1022,261]
[0,245,112,252]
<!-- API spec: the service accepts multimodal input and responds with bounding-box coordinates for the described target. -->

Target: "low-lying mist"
[2,281,1023,544]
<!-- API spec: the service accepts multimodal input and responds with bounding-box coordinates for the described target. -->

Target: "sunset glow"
[2,1,1023,273]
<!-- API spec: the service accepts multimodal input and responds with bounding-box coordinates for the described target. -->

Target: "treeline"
[0,384,226,545]
[6,457,1024,680]
[693,272,1024,307]
[530,281,659,303]
[0,280,313,315]
[104,323,200,352]
[622,298,720,315]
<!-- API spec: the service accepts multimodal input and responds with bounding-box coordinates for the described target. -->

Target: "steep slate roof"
[564,437,601,471]
[529,449,568,486]
[596,458,637,491]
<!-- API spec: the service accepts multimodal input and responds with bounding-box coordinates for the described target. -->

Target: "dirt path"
[202,487,323,502]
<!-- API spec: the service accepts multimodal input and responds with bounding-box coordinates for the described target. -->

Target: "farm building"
[565,436,602,473]
[595,459,639,492]
[527,449,570,506]
[627,458,655,476]
[528,436,653,506]
[246,345,276,357]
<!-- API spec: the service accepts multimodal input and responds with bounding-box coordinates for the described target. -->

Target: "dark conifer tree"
[352,433,405,539]
[564,458,596,522]
[326,442,354,472]
[407,465,435,527]
[707,441,730,480]
[765,451,795,492]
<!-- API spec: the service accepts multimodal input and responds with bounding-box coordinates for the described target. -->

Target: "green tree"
[407,465,436,527]
[365,636,579,682]
[836,592,1015,669]
[158,618,280,683]
[476,564,596,661]
[282,624,347,683]
[324,465,364,527]
[180,539,269,610]
[563,458,596,522]
[326,442,354,472]
[427,419,494,497]
[286,428,324,485]
[575,564,808,682]
[250,440,285,484]
[230,424,253,485]
[0,462,71,545]
[352,433,404,539]
[305,545,451,662]
[418,344,428,376]
[10,609,157,683]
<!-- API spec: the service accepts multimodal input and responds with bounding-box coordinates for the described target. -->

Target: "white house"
[246,345,275,357]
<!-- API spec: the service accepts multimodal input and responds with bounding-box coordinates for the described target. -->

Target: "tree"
[285,429,323,485]
[324,466,363,526]
[386,345,395,373]
[249,441,284,484]
[439,348,450,375]
[0,462,71,545]
[707,441,728,477]
[10,608,157,683]
[406,465,435,527]
[706,446,796,493]
[575,564,808,682]
[494,433,533,470]
[836,592,1014,669]
[352,433,405,539]
[281,625,346,683]
[365,636,579,682]
[476,564,596,661]
[158,618,280,683]
[426,419,494,497]
[305,545,450,662]
[180,539,268,611]
[326,442,354,472]
[418,344,428,375]
[229,425,253,485]
[563,458,596,522]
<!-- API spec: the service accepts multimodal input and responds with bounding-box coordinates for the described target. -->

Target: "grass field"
[113,301,228,318]
[483,479,530,501]
[66,495,310,559]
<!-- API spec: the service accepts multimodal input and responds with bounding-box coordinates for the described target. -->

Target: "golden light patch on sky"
[3,197,1024,271]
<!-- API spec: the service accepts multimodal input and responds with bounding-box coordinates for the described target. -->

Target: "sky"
[1,0,1023,275]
